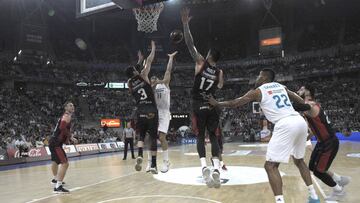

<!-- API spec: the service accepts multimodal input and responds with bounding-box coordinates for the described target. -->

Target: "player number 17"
[200,77,214,91]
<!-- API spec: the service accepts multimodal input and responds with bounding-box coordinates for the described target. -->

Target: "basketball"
[170,30,183,44]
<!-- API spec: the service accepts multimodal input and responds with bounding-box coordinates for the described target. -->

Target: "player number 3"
[137,88,148,100]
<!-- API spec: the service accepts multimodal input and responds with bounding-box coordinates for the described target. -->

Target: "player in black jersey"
[296,85,351,201]
[126,40,159,174]
[49,101,77,194]
[181,8,224,188]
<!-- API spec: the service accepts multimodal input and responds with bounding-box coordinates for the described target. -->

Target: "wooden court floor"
[0,141,359,203]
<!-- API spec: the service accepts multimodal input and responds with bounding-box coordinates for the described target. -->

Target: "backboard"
[76,0,117,18]
[76,0,166,18]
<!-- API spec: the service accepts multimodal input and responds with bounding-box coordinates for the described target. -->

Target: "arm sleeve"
[293,103,312,112]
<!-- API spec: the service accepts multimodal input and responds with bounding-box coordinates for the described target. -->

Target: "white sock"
[55,181,62,188]
[53,176,57,180]
[275,195,285,203]
[308,185,319,199]
[212,158,220,170]
[220,161,224,167]
[332,172,341,182]
[200,157,207,168]
[163,150,169,162]
[333,184,342,192]
[147,151,151,165]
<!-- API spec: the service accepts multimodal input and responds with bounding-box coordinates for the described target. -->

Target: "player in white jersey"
[145,51,178,173]
[208,69,320,203]
[260,119,272,142]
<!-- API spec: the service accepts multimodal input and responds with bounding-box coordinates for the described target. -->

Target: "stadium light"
[18,50,22,55]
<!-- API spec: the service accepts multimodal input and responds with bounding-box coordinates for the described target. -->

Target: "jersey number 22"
[273,94,291,109]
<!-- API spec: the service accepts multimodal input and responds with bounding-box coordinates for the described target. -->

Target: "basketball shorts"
[49,144,68,164]
[266,115,307,163]
[309,136,339,173]
[136,112,159,142]
[192,105,220,136]
[158,110,171,134]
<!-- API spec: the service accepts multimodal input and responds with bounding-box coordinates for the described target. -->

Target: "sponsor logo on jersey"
[264,83,281,89]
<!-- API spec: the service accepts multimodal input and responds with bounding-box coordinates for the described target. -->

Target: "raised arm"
[127,80,133,94]
[141,40,156,80]
[217,70,224,89]
[209,89,261,108]
[181,8,204,67]
[136,50,144,68]
[157,51,178,86]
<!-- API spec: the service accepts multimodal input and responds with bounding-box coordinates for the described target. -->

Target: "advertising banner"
[7,147,48,158]
[101,119,121,128]
[45,145,77,155]
[75,143,99,152]
[98,142,118,150]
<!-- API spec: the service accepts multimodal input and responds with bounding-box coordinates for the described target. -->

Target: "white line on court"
[98,195,222,203]
[25,172,137,203]
[312,175,338,203]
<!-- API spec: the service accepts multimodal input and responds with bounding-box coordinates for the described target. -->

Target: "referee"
[122,123,136,160]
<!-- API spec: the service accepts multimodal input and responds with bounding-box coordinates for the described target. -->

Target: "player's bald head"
[261,68,275,82]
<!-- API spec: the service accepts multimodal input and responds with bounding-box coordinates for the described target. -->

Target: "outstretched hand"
[181,8,192,24]
[206,95,219,107]
[168,51,178,58]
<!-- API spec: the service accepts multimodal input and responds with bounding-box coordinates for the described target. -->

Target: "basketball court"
[0,1,359,203]
[0,141,359,203]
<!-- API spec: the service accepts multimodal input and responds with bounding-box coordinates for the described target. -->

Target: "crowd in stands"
[1,44,360,153]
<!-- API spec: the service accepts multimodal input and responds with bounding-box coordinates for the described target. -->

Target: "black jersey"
[305,103,336,142]
[192,61,220,103]
[51,115,71,146]
[129,75,157,114]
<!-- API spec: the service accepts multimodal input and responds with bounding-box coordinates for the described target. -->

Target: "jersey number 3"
[273,94,291,109]
[137,88,148,100]
[200,77,214,91]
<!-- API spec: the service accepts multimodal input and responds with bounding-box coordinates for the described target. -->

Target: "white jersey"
[258,82,299,124]
[260,129,271,138]
[154,83,170,111]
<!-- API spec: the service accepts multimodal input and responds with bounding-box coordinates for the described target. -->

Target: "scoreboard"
[259,27,283,57]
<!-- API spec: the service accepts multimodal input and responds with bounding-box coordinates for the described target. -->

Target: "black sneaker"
[51,179,65,185]
[53,185,70,194]
[150,167,158,174]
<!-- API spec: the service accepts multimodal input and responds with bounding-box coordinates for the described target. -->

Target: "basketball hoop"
[133,2,164,33]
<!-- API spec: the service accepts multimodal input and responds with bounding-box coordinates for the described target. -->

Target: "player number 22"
[200,77,214,91]
[137,88,148,100]
[273,94,291,109]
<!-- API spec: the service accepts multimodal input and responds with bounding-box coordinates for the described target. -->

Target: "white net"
[133,3,164,33]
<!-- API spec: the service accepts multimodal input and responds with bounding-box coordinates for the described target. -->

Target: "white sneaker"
[145,161,151,173]
[202,167,213,188]
[337,176,351,187]
[211,169,221,189]
[135,157,143,171]
[160,160,170,173]
[325,188,346,201]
